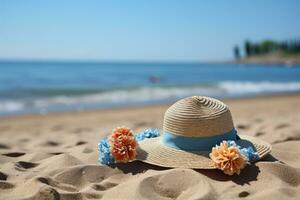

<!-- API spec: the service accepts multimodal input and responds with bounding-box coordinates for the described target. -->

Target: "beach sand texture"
[0,95,300,200]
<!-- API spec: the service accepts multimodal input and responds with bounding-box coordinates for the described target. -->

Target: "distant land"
[233,39,300,65]
[235,52,300,65]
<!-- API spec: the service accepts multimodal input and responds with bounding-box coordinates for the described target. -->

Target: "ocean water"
[1,61,300,115]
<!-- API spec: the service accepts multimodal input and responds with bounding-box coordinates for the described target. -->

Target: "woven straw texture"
[164,96,234,137]
[137,135,272,168]
[137,96,272,169]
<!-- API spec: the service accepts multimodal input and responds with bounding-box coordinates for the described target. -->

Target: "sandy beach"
[0,94,300,200]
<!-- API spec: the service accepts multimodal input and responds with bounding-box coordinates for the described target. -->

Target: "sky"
[0,0,300,62]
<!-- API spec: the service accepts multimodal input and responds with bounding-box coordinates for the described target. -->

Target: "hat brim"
[136,134,271,169]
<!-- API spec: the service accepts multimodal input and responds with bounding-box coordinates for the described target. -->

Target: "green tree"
[244,40,252,57]
[259,40,278,54]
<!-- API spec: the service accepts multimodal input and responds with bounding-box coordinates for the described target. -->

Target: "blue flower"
[135,128,160,142]
[98,128,160,165]
[226,140,259,161]
[227,140,238,147]
[240,146,259,161]
[98,138,114,165]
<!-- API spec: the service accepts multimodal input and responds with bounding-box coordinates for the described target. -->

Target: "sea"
[1,61,300,116]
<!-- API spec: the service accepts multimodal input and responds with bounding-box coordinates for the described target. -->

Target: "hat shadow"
[261,153,285,163]
[196,164,260,185]
[112,160,169,174]
[110,148,170,174]
[113,158,282,186]
[112,142,281,185]
[113,160,260,185]
[197,153,283,185]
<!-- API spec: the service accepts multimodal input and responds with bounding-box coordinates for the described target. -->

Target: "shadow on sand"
[110,150,282,186]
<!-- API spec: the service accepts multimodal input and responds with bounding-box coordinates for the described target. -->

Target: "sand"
[0,94,300,200]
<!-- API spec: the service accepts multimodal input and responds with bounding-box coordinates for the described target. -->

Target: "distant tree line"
[233,39,300,59]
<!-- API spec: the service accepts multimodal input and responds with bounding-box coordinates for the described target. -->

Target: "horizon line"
[0,58,232,64]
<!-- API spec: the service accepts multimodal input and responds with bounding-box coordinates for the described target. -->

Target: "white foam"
[0,101,25,112]
[219,81,300,94]
[1,81,300,114]
[32,86,222,106]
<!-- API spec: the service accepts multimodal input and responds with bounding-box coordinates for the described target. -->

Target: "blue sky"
[0,0,300,62]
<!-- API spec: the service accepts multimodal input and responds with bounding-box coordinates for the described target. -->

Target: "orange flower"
[109,127,138,162]
[209,141,247,175]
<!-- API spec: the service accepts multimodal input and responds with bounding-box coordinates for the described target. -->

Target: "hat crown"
[163,96,234,137]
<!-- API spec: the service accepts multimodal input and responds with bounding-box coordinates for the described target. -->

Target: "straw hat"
[137,96,271,169]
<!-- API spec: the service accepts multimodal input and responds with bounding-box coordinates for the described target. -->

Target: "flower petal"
[210,141,247,175]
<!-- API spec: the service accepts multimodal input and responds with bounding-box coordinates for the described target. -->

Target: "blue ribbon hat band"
[162,128,238,151]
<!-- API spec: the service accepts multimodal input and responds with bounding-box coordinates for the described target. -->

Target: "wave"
[219,81,300,94]
[1,81,300,115]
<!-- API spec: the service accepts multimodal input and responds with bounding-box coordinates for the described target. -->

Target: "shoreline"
[234,60,300,65]
[233,55,300,65]
[1,92,300,120]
